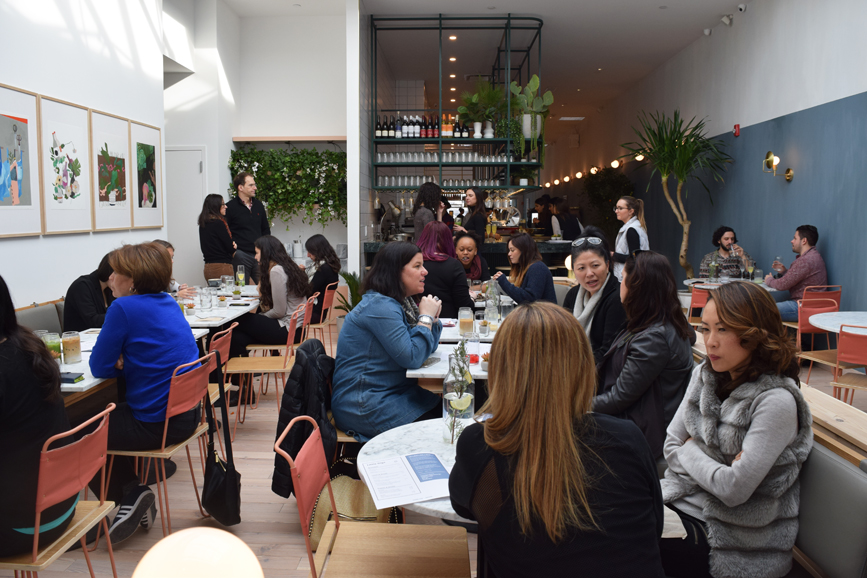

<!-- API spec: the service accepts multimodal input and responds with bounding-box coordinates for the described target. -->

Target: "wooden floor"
[2,327,858,577]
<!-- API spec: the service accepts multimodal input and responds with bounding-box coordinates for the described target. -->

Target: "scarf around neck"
[465,255,483,280]
[402,297,419,327]
[572,273,610,332]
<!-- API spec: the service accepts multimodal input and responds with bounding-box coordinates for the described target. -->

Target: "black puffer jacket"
[272,339,337,498]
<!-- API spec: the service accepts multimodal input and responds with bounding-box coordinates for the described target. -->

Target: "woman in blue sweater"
[492,233,557,304]
[89,242,200,544]
[332,242,443,442]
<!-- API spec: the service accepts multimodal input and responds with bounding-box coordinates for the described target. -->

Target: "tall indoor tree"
[621,111,732,279]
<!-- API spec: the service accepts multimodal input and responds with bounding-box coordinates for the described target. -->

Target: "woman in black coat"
[305,234,341,323]
[198,194,236,282]
[63,252,115,332]
[416,221,473,318]
[454,187,488,239]
[562,228,625,363]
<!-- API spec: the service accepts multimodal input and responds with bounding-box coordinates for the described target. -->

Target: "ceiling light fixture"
[563,176,570,182]
[449,57,456,62]
[590,167,598,175]
[450,87,456,91]
[611,160,620,168]
[576,172,583,179]
[449,74,456,78]
[449,35,457,40]
[450,98,456,102]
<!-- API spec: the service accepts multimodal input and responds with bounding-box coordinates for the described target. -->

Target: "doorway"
[166,146,207,286]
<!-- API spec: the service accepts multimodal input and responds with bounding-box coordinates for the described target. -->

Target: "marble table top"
[185,300,258,328]
[407,343,491,380]
[809,312,867,334]
[438,320,496,343]
[690,279,777,292]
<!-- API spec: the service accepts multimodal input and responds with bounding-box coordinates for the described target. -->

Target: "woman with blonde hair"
[450,302,664,577]
[491,233,556,304]
[611,195,649,281]
[660,282,812,578]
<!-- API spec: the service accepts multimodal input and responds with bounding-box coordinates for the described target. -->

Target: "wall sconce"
[762,151,793,182]
[589,167,598,175]
[634,153,645,161]
[544,182,551,188]
[611,160,620,168]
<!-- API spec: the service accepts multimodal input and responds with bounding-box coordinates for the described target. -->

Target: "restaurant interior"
[2,0,867,577]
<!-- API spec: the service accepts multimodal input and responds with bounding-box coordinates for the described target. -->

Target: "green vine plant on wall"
[228,145,347,227]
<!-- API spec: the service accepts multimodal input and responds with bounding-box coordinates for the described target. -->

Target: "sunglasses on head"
[571,237,603,248]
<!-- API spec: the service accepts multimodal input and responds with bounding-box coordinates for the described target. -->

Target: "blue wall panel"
[626,91,867,311]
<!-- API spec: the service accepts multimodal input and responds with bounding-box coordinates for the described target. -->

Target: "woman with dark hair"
[492,233,556,304]
[611,196,650,281]
[89,242,201,543]
[63,251,116,332]
[660,282,812,578]
[305,234,341,323]
[450,302,664,577]
[332,242,443,441]
[152,239,195,299]
[698,226,751,278]
[534,194,554,236]
[562,228,626,363]
[454,187,488,238]
[198,193,236,282]
[550,197,582,241]
[412,182,444,234]
[229,235,311,360]
[454,230,491,282]
[0,275,79,557]
[441,198,455,231]
[594,251,694,458]
[416,221,473,318]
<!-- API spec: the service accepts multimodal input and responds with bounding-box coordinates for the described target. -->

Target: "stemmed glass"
[738,260,746,280]
[747,260,755,280]
[237,265,246,287]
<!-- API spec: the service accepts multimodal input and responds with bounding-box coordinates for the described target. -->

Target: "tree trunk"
[659,175,695,278]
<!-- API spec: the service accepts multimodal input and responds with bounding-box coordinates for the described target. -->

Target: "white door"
[166,147,207,286]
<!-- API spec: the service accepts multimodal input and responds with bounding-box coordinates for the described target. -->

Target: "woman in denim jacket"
[332,243,444,441]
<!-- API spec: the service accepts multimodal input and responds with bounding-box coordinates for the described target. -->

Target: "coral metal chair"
[274,416,471,578]
[829,325,867,405]
[783,285,843,330]
[207,322,238,459]
[795,299,856,385]
[107,353,216,536]
[308,282,339,354]
[0,404,118,578]
[687,286,717,326]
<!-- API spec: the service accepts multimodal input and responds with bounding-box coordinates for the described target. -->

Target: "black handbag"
[201,351,242,526]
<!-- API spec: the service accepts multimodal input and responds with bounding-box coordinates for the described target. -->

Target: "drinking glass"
[201,288,213,311]
[485,306,499,332]
[458,307,474,336]
[747,260,755,280]
[475,312,489,336]
[773,255,783,273]
[753,268,764,284]
[738,261,746,279]
[34,329,48,339]
[42,333,62,364]
[220,274,233,291]
[62,331,82,364]
[466,333,480,364]
[236,265,246,287]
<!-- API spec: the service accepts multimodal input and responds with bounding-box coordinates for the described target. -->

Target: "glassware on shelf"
[376,152,382,163]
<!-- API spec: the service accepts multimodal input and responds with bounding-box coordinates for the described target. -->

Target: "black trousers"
[659,505,713,578]
[232,249,260,285]
[83,402,199,503]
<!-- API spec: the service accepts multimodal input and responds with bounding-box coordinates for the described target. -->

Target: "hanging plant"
[228,145,347,227]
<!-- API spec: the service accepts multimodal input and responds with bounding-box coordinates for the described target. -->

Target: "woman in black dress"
[454,187,488,238]
[197,194,236,282]
[305,234,341,323]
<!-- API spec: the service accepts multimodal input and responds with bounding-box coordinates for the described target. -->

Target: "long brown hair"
[466,186,488,219]
[706,282,800,397]
[619,195,647,232]
[483,302,599,542]
[508,233,542,287]
[255,235,311,310]
[622,251,691,341]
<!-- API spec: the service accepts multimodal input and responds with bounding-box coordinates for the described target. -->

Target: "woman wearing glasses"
[197,193,236,283]
[611,196,649,281]
[562,228,626,363]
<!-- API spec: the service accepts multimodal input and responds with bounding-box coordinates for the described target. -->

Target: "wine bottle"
[388,115,395,137]
[395,115,402,139]
[433,116,439,138]
[402,116,409,138]
[461,121,469,138]
[444,114,452,138]
[413,115,420,138]
[420,116,427,138]
[375,116,382,138]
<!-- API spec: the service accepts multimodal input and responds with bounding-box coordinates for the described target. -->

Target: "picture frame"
[0,83,44,237]
[130,121,163,229]
[90,110,132,231]
[40,96,93,234]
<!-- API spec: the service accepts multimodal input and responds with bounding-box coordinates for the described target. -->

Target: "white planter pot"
[521,113,542,139]
[480,361,488,371]
[483,120,494,138]
[473,122,483,139]
[336,315,346,334]
[519,178,529,186]
[292,241,304,259]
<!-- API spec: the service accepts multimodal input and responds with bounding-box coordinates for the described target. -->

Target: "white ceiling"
[222,0,345,17]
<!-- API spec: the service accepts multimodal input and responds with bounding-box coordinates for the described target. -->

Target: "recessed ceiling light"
[558,117,585,121]
[449,35,457,40]
[576,88,581,91]
[544,182,551,188]
[554,179,560,185]
[449,57,456,61]
[563,176,570,182]
[450,99,456,102]
[597,68,603,71]
[450,87,456,91]
[449,74,456,78]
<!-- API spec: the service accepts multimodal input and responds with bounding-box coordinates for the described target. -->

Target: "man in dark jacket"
[226,171,270,284]
[63,252,115,332]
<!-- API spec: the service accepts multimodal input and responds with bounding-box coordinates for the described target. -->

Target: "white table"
[185,300,258,328]
[692,279,777,292]
[470,295,515,309]
[809,312,867,335]
[357,419,688,538]
[438,320,496,343]
[407,343,491,380]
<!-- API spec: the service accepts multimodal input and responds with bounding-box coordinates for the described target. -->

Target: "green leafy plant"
[509,74,553,164]
[495,117,525,160]
[620,111,732,278]
[335,271,363,314]
[582,167,635,243]
[458,78,505,124]
[508,164,538,186]
[228,145,347,227]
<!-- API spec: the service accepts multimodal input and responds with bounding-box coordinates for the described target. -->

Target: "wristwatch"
[418,314,434,326]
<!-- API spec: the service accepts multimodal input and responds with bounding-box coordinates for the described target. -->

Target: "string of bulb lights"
[543,153,645,188]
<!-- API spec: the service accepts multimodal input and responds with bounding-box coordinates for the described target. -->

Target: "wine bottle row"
[374,113,471,139]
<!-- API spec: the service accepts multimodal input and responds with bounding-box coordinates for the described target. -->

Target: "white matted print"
[131,121,162,228]
[40,97,93,233]
[90,111,131,231]
[0,84,43,237]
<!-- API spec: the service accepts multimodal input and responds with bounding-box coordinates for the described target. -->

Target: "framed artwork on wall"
[130,121,163,229]
[90,110,132,231]
[40,96,93,234]
[0,83,44,238]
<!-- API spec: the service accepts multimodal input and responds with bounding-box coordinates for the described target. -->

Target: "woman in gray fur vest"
[660,282,813,578]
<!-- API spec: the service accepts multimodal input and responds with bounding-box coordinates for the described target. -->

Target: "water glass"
[475,312,489,336]
[62,331,82,364]
[485,305,499,332]
[458,307,474,336]
[466,333,480,364]
[42,333,62,364]
[34,329,48,339]
[753,268,764,284]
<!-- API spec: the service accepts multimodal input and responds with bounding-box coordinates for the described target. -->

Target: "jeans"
[777,299,799,322]
[232,249,260,285]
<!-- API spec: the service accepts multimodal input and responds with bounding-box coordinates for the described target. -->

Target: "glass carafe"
[443,353,475,444]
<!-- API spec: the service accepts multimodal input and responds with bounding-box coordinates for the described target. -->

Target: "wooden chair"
[0,404,118,578]
[308,282,339,354]
[687,286,716,326]
[796,299,851,385]
[274,416,471,578]
[829,325,867,405]
[107,353,216,536]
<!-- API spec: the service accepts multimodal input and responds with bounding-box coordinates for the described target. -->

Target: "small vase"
[473,122,483,139]
[522,113,542,139]
[483,120,494,138]
[443,354,475,443]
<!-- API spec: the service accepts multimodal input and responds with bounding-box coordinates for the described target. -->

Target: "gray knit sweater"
[661,363,813,578]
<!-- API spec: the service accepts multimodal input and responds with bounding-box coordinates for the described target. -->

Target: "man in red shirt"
[764,225,827,322]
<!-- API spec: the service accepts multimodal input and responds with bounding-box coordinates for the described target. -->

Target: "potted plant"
[509,74,553,164]
[495,117,525,160]
[509,165,537,186]
[334,271,363,334]
[457,92,486,139]
[620,110,732,278]
[474,79,505,139]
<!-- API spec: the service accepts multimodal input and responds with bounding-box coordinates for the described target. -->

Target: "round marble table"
[691,280,777,292]
[357,419,473,523]
[808,312,867,334]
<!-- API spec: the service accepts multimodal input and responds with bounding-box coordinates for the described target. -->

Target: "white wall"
[237,15,347,138]
[544,0,867,180]
[0,0,166,306]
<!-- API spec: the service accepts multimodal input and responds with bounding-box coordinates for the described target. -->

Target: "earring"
[129,285,135,294]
